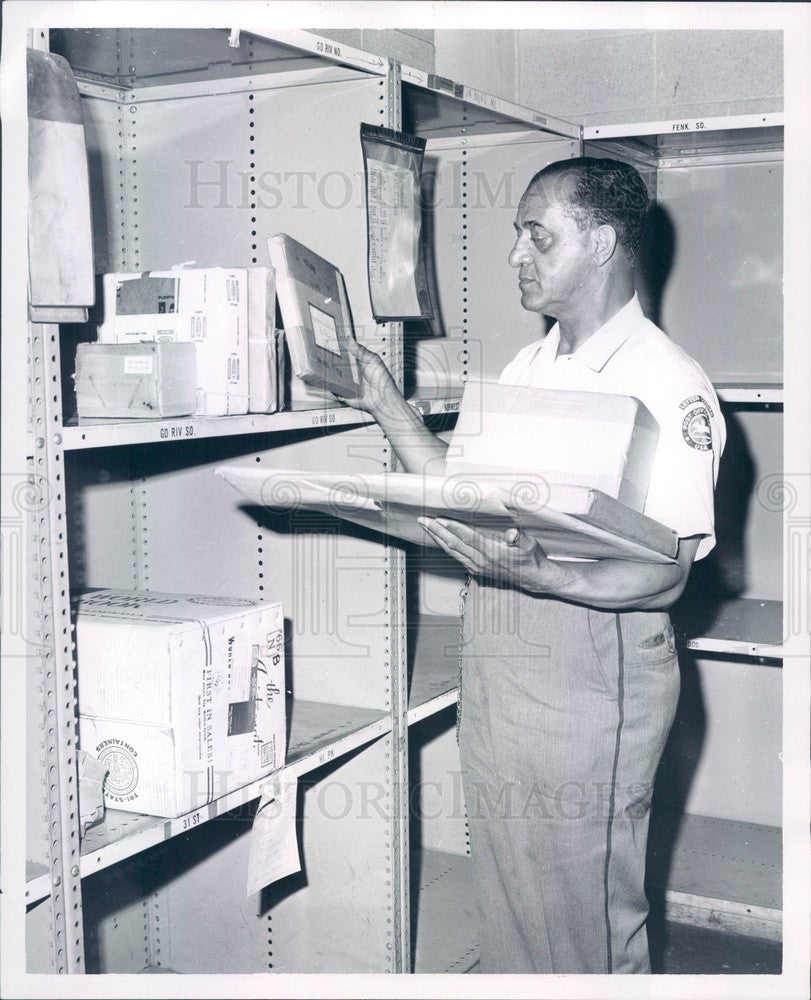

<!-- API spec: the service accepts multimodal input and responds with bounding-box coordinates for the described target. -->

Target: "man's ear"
[593,224,618,266]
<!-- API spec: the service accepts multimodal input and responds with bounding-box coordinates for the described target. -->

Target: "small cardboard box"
[247,266,279,413]
[97,269,249,416]
[446,381,659,512]
[76,589,286,818]
[74,342,197,419]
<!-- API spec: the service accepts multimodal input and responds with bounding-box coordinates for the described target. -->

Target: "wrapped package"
[267,234,361,402]
[74,342,197,419]
[76,589,286,818]
[446,381,659,512]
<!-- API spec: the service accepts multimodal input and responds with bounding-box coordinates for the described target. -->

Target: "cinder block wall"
[434,29,782,123]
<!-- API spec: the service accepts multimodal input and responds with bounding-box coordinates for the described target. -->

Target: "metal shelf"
[407,615,461,726]
[62,407,372,451]
[409,384,782,414]
[411,849,478,973]
[26,698,390,904]
[675,597,783,659]
[715,382,783,404]
[583,113,783,143]
[401,64,580,140]
[408,395,463,417]
[649,812,781,940]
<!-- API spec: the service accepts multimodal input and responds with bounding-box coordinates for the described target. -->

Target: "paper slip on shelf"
[215,467,679,563]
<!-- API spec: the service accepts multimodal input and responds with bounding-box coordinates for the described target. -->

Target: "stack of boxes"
[74,266,284,419]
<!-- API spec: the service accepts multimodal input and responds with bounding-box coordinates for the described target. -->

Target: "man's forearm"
[371,394,449,475]
[524,553,688,611]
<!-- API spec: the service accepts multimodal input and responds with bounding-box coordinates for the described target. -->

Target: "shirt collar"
[543,293,644,372]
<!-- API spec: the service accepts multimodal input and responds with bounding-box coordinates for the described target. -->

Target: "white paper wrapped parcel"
[215,467,678,563]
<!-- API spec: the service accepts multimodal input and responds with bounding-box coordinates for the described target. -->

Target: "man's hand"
[332,336,450,476]
[333,335,401,419]
[418,518,564,594]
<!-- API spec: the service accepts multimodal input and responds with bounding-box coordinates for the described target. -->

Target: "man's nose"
[509,232,532,268]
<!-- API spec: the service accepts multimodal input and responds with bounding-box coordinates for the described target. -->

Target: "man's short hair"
[530,157,649,262]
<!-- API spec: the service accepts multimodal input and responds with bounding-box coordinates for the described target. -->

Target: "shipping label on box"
[97,269,249,416]
[75,589,286,817]
[446,381,659,512]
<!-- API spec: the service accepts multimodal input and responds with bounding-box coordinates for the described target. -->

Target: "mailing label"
[246,776,301,896]
[226,276,241,305]
[124,356,155,375]
[227,356,241,383]
[190,314,207,341]
[308,303,341,356]
[116,275,176,316]
[228,637,258,736]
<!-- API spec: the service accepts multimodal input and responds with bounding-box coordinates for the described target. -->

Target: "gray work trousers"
[458,577,680,974]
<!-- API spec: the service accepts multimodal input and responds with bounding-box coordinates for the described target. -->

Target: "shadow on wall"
[637,202,758,970]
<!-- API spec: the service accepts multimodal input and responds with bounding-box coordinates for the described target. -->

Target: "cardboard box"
[74,342,197,419]
[97,269,249,416]
[76,589,286,818]
[247,267,279,413]
[446,381,659,512]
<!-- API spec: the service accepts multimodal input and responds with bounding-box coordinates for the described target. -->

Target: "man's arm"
[335,336,448,475]
[419,519,700,611]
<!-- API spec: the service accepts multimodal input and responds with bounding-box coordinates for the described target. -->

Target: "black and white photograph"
[1,3,808,998]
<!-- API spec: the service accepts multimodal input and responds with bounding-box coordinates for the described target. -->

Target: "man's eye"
[531,235,550,249]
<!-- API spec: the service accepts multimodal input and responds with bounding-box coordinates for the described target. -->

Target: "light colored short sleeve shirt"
[498,294,726,560]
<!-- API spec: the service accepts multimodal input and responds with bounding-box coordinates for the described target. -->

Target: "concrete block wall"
[433,29,782,124]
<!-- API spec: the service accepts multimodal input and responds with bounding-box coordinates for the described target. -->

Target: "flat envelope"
[215,467,678,563]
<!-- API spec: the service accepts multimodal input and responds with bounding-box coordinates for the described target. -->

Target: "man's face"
[509,177,596,316]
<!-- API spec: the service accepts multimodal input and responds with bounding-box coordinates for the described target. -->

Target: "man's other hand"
[418,518,563,594]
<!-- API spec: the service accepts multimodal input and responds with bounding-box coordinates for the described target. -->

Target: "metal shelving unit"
[19,26,415,977]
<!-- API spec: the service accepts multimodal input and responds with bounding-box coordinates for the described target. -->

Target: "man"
[338,157,725,974]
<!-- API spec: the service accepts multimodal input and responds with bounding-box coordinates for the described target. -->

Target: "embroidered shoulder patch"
[679,394,715,418]
[681,404,712,451]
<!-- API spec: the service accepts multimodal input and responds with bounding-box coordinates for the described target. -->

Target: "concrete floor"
[654,921,781,975]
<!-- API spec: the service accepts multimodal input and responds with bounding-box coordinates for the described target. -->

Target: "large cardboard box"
[446,381,659,512]
[76,589,286,818]
[97,269,249,416]
[74,342,197,419]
